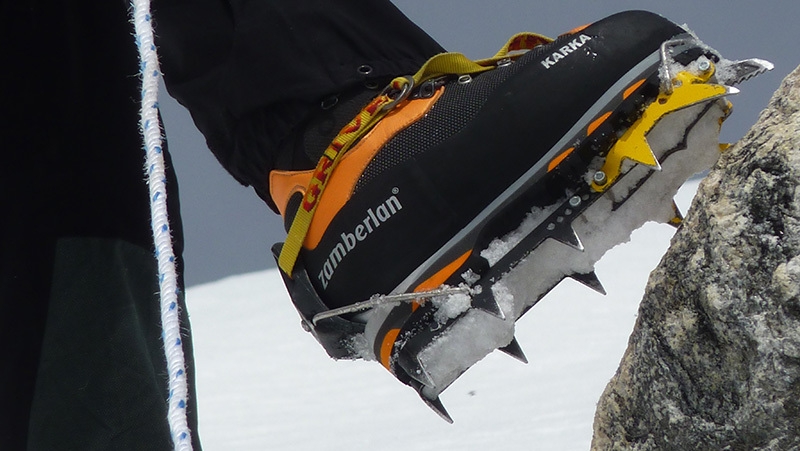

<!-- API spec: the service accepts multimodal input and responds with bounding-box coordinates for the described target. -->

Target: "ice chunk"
[432,290,473,324]
[480,204,559,266]
[417,305,515,397]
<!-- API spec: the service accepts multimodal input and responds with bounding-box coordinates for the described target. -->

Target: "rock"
[592,64,800,451]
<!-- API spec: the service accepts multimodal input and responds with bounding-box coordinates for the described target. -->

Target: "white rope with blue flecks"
[130,1,193,450]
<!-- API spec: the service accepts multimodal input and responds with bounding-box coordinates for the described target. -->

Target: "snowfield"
[186,181,701,451]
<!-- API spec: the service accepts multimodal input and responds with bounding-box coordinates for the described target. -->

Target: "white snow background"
[186,181,701,450]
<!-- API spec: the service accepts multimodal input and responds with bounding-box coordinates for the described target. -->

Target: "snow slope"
[185,181,701,451]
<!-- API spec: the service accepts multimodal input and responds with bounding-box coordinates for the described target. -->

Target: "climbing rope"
[130,1,193,449]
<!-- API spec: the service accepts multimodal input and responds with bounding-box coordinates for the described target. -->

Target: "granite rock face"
[592,65,800,451]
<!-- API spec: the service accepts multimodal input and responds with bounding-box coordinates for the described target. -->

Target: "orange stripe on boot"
[269,88,442,227]
[379,251,472,369]
[414,251,472,293]
[380,328,402,370]
[304,88,444,251]
[548,147,575,172]
[411,250,472,312]
[623,78,647,100]
[587,111,612,136]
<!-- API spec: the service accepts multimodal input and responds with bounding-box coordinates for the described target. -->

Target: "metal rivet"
[593,171,608,185]
[364,80,379,89]
[458,74,472,84]
[358,64,373,75]
[497,58,513,67]
[697,59,711,72]
[417,80,435,98]
[569,196,582,207]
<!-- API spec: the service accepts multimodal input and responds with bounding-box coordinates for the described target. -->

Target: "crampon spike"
[401,354,437,388]
[498,336,528,364]
[409,379,453,423]
[549,225,584,251]
[470,290,506,319]
[620,135,662,170]
[420,392,453,424]
[569,271,607,295]
[715,58,774,85]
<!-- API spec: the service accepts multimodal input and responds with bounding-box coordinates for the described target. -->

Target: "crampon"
[272,11,772,422]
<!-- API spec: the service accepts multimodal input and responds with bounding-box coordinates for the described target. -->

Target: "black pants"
[1,1,199,449]
[1,0,439,449]
[154,0,444,208]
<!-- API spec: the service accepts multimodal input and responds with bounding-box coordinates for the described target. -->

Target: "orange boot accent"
[269,170,313,217]
[380,328,402,370]
[269,88,445,250]
[378,251,472,370]
[414,251,472,293]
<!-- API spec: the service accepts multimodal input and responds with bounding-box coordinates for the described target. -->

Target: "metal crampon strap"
[278,32,553,277]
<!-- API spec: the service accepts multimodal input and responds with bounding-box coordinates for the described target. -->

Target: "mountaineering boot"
[270,10,772,421]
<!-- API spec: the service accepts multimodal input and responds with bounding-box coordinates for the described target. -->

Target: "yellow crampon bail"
[278,33,553,277]
[591,63,736,192]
